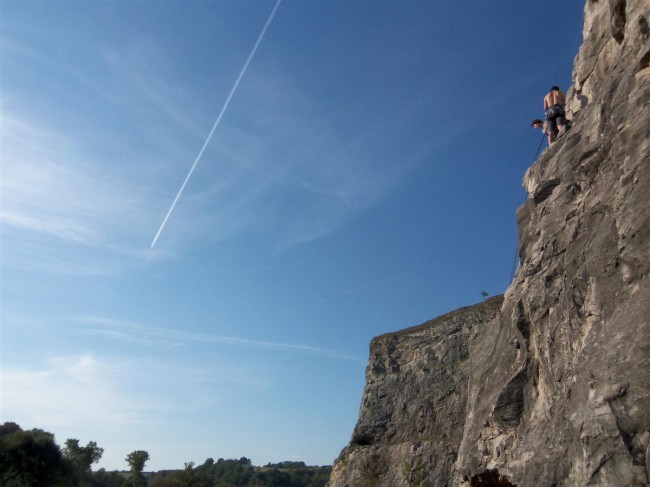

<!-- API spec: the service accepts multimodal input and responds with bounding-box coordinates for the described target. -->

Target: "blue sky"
[1,0,583,471]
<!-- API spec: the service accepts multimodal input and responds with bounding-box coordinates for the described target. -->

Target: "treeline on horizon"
[0,422,331,487]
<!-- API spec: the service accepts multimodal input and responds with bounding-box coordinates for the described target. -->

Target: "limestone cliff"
[331,297,504,487]
[328,1,650,486]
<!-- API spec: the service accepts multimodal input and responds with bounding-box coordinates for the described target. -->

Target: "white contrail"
[151,0,282,248]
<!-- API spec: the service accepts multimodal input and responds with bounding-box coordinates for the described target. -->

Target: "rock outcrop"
[329,1,649,486]
[329,297,503,487]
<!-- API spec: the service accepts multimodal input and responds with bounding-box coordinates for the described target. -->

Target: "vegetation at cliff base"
[0,422,330,487]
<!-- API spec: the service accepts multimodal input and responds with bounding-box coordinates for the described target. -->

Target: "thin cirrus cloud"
[100,40,210,143]
[74,316,359,361]
[1,353,264,431]
[1,27,427,269]
[2,354,157,429]
[1,73,407,267]
[0,113,171,273]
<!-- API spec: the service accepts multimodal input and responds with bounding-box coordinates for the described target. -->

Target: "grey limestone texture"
[328,0,650,485]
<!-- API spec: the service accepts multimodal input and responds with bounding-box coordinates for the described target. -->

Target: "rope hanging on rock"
[509,132,547,283]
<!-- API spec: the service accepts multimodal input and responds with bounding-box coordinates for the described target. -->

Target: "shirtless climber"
[543,86,568,143]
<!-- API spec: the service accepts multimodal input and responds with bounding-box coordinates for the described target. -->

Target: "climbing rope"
[531,132,546,163]
[509,132,547,284]
[510,240,520,283]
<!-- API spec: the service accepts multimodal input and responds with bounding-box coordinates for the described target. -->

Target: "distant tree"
[266,461,307,469]
[180,462,212,487]
[125,450,149,474]
[64,438,104,486]
[92,468,124,487]
[123,450,149,487]
[257,462,331,487]
[0,422,21,437]
[195,458,215,477]
[257,468,291,487]
[481,290,489,300]
[64,439,104,470]
[211,458,253,486]
[148,462,213,487]
[0,422,130,487]
[148,457,332,487]
[0,422,71,486]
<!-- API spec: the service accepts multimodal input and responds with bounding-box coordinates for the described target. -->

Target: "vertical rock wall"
[328,297,504,487]
[456,0,650,485]
[329,1,649,486]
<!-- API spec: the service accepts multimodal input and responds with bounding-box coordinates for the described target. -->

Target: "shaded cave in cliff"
[470,469,517,487]
[350,432,373,447]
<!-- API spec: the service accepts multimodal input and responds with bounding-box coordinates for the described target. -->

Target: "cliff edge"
[328,1,649,486]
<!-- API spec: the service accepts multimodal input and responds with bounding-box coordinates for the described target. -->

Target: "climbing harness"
[545,104,565,120]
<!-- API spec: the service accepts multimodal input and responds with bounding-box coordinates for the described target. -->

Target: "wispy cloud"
[0,348,278,473]
[2,354,153,429]
[1,353,263,429]
[0,113,169,270]
[96,33,433,251]
[0,128,188,275]
[101,38,209,144]
[74,316,358,361]
[1,23,442,268]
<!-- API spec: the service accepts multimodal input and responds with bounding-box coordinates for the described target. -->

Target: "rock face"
[329,297,503,487]
[328,1,650,486]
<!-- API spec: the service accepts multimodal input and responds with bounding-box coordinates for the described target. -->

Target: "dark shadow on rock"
[470,469,517,487]
[493,369,527,429]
